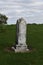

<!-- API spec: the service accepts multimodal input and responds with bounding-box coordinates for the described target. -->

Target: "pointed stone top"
[17,17,26,23]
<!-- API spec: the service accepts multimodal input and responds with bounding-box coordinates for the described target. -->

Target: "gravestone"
[12,17,29,52]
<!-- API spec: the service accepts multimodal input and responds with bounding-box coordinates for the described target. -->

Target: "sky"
[0,0,43,24]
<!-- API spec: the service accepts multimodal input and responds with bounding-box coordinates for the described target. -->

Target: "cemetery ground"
[0,24,43,65]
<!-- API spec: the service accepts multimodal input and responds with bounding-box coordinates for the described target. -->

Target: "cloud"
[0,0,43,24]
[29,2,43,6]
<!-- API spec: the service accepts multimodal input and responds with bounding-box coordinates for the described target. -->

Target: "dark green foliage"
[0,24,43,65]
[0,14,8,32]
[0,14,8,24]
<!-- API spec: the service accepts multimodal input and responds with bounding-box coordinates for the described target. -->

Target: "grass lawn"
[0,24,43,65]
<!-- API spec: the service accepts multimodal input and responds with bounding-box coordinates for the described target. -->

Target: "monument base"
[15,44,29,52]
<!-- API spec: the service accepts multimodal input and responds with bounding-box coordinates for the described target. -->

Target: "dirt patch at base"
[4,47,15,52]
[4,46,36,53]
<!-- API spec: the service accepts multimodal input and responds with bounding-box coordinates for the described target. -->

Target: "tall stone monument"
[12,17,28,52]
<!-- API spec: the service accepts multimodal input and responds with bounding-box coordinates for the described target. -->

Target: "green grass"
[0,24,43,65]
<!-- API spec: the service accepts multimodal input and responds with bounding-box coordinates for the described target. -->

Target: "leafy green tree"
[0,14,8,24]
[0,14,8,32]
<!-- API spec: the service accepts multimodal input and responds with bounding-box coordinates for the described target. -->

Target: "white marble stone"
[18,18,26,45]
[15,18,28,52]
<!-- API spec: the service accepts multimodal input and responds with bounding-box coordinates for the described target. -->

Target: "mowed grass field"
[0,24,43,65]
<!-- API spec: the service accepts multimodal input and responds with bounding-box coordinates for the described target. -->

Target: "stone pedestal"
[15,44,27,52]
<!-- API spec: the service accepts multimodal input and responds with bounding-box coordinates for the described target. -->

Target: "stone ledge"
[11,44,29,52]
[15,48,29,52]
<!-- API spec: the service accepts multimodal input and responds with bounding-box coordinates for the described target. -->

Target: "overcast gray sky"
[0,0,43,24]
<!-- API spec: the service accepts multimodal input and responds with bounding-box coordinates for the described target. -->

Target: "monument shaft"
[11,18,29,52]
[18,20,26,45]
[15,18,28,52]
